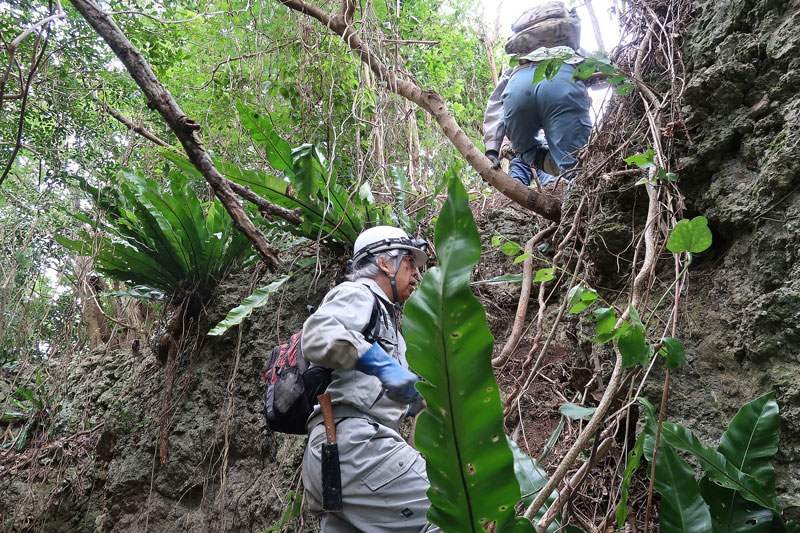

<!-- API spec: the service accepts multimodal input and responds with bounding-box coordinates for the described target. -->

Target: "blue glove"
[406,395,426,418]
[356,342,420,404]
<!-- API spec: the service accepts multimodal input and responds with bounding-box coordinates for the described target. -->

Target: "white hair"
[346,249,402,281]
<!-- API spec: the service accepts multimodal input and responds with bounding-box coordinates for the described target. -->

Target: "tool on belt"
[317,392,343,511]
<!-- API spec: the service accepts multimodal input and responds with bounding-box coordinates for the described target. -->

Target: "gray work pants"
[302,416,441,532]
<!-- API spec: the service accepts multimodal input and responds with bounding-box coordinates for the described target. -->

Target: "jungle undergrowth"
[483,0,700,530]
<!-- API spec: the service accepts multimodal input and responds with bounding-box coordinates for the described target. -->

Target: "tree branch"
[96,97,304,225]
[0,34,47,187]
[96,97,170,147]
[69,0,281,270]
[583,0,606,54]
[278,0,561,222]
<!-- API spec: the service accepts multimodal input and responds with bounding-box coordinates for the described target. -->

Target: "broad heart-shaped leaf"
[405,176,531,532]
[659,337,686,370]
[618,324,646,368]
[207,274,291,335]
[640,398,713,533]
[667,216,713,254]
[624,149,656,169]
[699,392,780,532]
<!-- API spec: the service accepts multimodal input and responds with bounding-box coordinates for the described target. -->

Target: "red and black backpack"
[263,289,387,434]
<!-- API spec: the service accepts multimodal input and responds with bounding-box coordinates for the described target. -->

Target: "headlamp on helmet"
[353,226,428,269]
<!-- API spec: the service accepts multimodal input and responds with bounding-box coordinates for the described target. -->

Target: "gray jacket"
[483,66,515,154]
[301,277,409,430]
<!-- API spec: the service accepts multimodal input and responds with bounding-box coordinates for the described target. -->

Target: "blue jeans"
[509,157,559,186]
[502,63,591,174]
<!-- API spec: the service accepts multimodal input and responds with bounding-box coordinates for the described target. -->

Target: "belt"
[510,62,539,78]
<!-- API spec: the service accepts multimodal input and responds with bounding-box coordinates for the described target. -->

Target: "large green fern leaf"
[404,176,533,532]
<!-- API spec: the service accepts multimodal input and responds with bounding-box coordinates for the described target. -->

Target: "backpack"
[263,288,388,434]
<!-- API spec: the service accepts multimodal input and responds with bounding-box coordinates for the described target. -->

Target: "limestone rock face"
[670,0,800,517]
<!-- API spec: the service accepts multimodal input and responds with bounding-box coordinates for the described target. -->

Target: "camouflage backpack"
[505,1,581,55]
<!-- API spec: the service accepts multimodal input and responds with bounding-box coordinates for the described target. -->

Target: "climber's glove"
[406,394,426,418]
[356,342,421,404]
[485,150,501,170]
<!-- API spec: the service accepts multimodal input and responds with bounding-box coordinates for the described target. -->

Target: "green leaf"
[659,337,686,370]
[658,169,678,182]
[658,421,779,515]
[640,398,713,533]
[616,431,645,532]
[104,286,166,300]
[491,235,502,247]
[533,58,560,84]
[507,437,558,532]
[532,268,555,282]
[667,216,713,254]
[624,149,656,169]
[513,253,533,264]
[261,492,304,531]
[558,403,596,420]
[499,241,522,256]
[237,102,294,178]
[699,393,780,533]
[208,275,291,335]
[567,284,584,308]
[539,416,565,462]
[405,176,525,531]
[290,143,324,201]
[616,81,634,95]
[617,307,647,368]
[569,286,598,314]
[592,307,616,336]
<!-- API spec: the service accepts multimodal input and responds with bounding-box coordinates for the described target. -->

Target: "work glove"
[356,342,420,404]
[485,150,501,170]
[406,395,426,418]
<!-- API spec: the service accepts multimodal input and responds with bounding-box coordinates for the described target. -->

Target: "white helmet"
[353,226,428,269]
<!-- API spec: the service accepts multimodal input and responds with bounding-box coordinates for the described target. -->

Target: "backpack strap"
[362,287,386,344]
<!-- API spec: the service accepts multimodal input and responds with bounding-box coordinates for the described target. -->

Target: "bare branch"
[69,0,281,270]
[0,34,48,187]
[340,0,355,24]
[96,97,304,226]
[96,97,170,147]
[380,39,440,45]
[278,0,562,222]
[583,0,606,53]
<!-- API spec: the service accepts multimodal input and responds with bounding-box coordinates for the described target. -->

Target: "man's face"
[380,254,421,303]
[395,255,422,302]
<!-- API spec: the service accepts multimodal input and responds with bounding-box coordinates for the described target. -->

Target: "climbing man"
[301,225,440,532]
[483,1,592,187]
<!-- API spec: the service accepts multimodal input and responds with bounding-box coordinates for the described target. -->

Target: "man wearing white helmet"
[301,225,440,532]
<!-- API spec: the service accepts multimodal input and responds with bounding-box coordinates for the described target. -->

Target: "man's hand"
[356,342,420,404]
[406,394,426,417]
[485,150,501,170]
